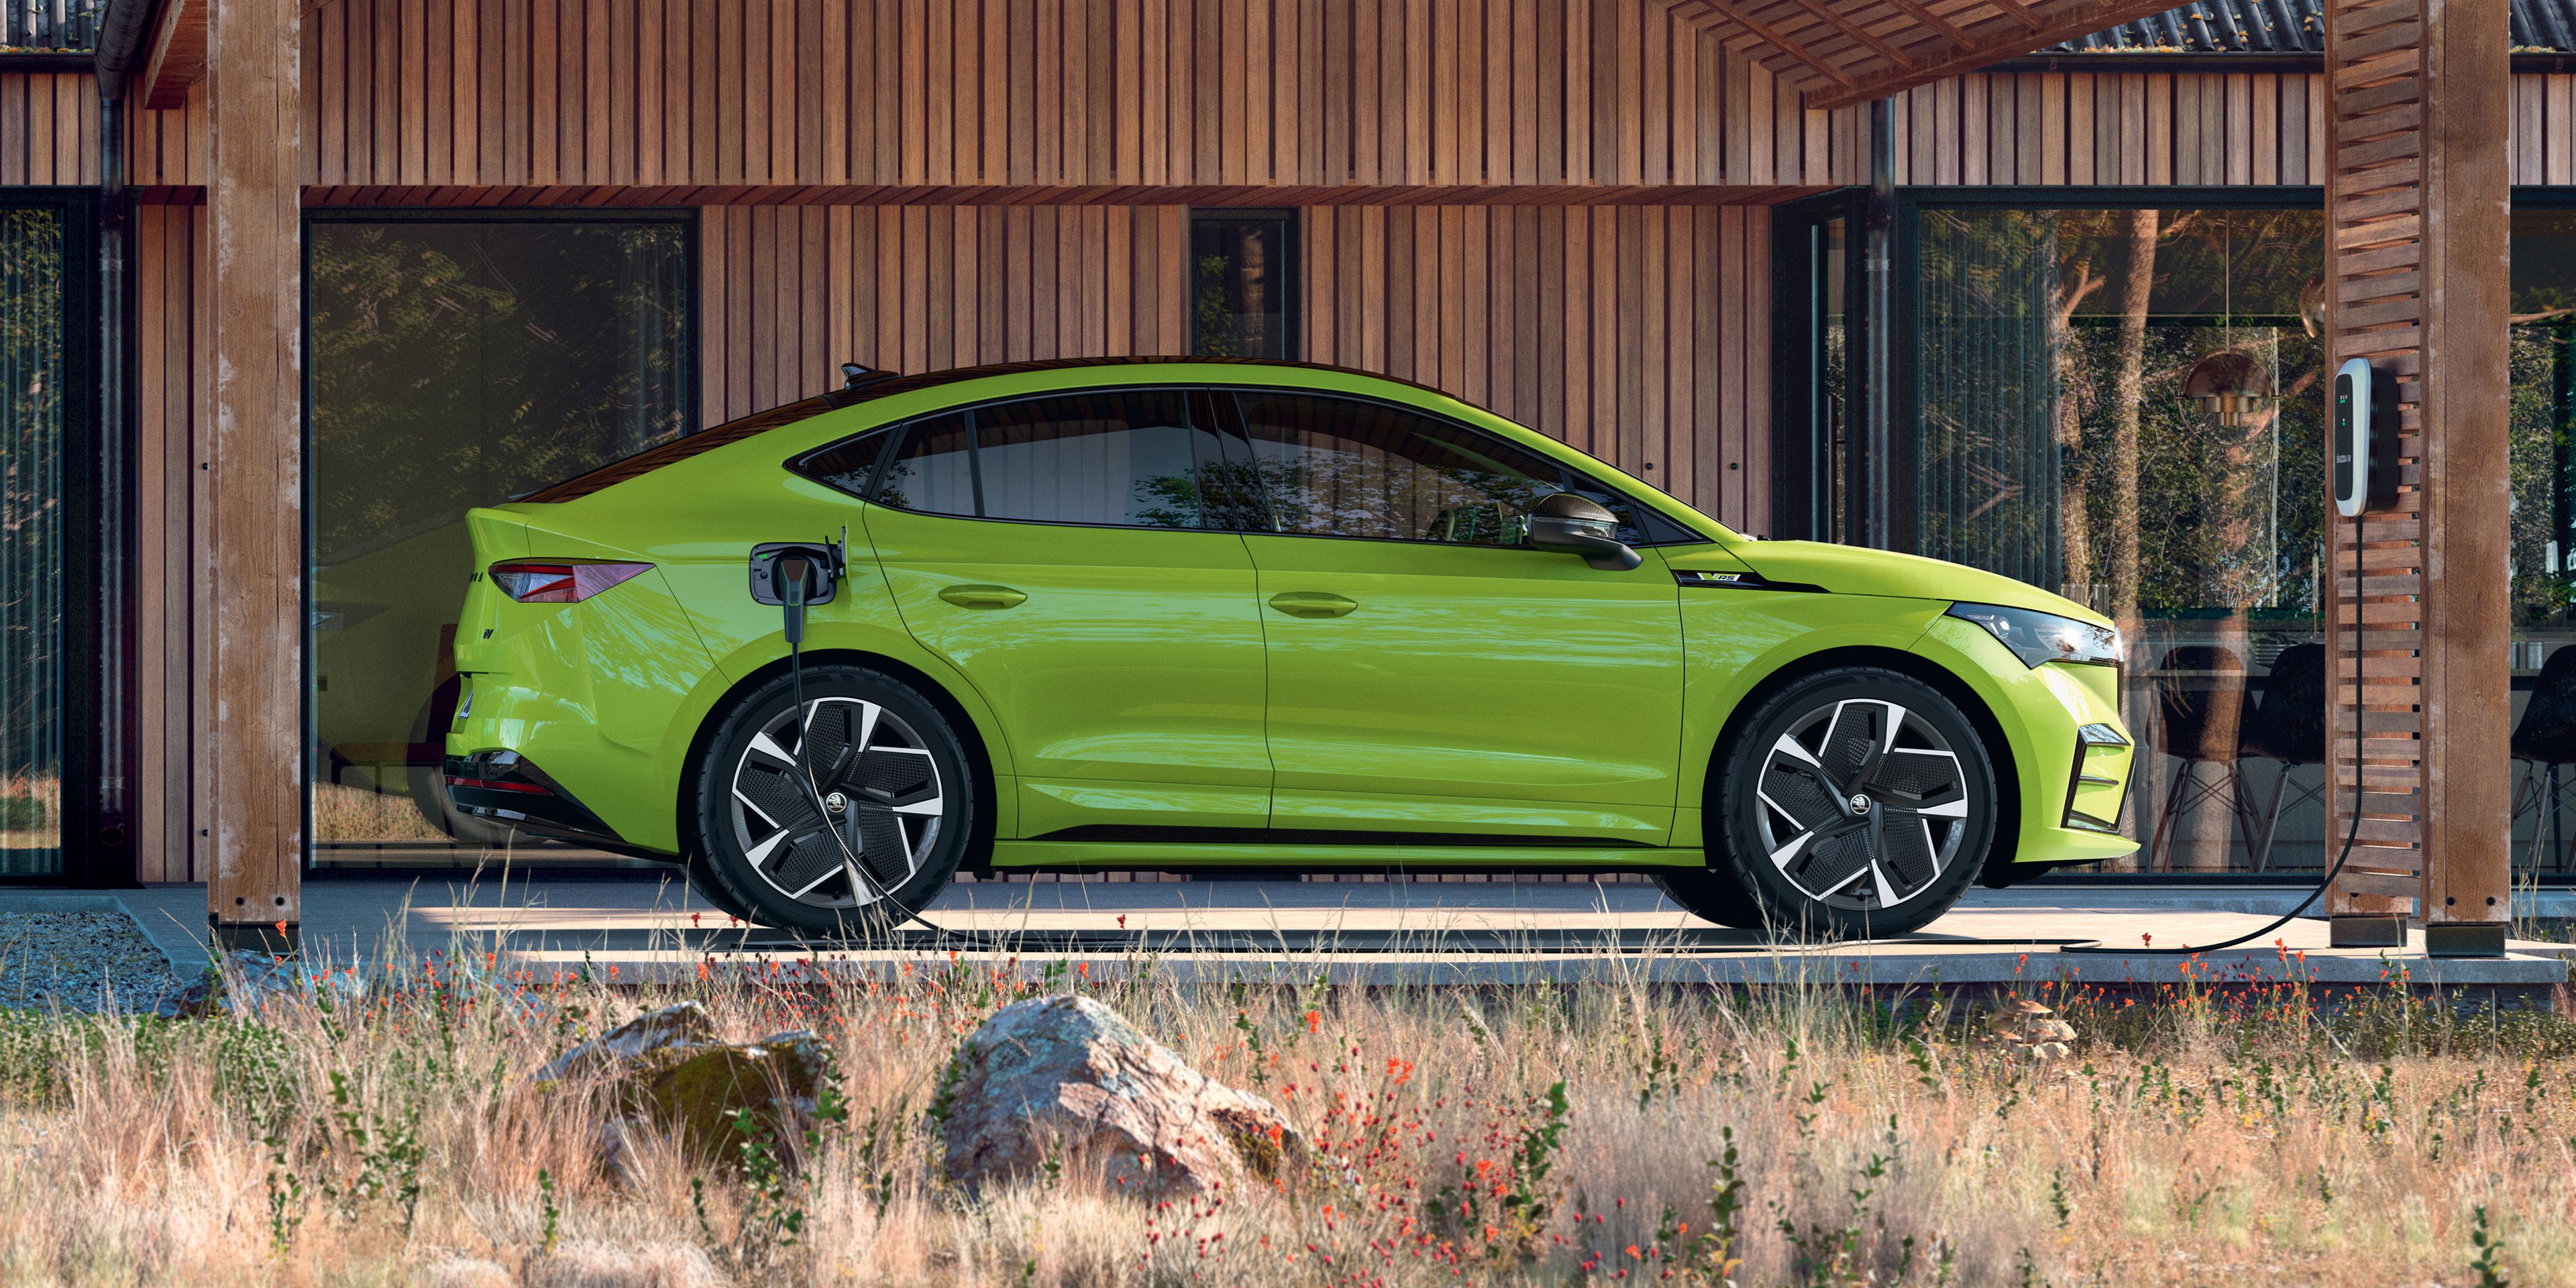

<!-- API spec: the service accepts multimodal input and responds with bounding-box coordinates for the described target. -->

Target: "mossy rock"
[613,1032,830,1173]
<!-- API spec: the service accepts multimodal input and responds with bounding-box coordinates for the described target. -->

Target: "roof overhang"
[1666,0,2215,109]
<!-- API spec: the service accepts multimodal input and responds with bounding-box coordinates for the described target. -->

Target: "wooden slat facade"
[136,205,203,883]
[112,0,1863,193]
[698,201,1774,531]
[0,72,100,186]
[38,64,2576,196]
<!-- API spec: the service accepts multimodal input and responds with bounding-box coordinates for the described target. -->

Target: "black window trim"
[790,382,1695,548]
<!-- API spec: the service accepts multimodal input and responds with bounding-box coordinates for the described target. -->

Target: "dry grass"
[311,783,455,844]
[0,947,2568,1288]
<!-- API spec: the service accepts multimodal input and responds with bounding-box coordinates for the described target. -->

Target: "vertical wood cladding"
[136,204,203,883]
[0,73,100,186]
[201,0,1863,193]
[702,202,1771,535]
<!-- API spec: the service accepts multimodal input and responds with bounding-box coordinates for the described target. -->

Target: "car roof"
[824,356,1456,408]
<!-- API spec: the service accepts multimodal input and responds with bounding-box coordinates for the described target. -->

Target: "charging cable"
[2064,507,2367,957]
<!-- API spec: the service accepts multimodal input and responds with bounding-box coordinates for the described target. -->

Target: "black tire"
[1653,865,1766,930]
[680,853,763,926]
[691,665,979,938]
[1707,666,1998,941]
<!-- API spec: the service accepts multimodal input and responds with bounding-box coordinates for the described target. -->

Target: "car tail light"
[488,560,653,603]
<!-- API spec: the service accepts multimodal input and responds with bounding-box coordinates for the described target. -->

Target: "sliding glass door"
[305,213,692,866]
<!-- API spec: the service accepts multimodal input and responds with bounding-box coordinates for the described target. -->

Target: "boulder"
[533,1001,722,1084]
[939,994,1302,1197]
[535,1002,833,1175]
[1987,998,2078,1062]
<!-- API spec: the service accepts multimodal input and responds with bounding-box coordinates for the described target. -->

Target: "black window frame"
[1770,189,1868,547]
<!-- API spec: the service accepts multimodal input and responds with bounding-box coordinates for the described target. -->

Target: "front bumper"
[1918,614,2140,867]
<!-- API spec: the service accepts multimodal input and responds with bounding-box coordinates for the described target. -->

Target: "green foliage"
[2471,1205,2512,1288]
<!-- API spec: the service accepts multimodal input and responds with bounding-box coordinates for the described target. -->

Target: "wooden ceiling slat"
[1978,0,2052,31]
[1672,0,2205,109]
[1699,0,1867,85]
[1872,0,1981,47]
[1784,0,1927,71]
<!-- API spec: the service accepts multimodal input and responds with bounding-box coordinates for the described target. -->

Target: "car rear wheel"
[1703,667,1997,940]
[692,665,977,937]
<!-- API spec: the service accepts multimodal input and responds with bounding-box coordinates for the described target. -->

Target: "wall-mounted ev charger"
[2332,356,2400,517]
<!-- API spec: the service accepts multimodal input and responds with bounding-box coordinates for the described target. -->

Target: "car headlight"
[1945,602,2123,669]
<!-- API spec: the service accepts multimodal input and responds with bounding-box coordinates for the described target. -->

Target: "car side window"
[874,413,981,517]
[971,390,1230,529]
[863,390,1248,530]
[1232,392,1569,545]
[798,426,898,497]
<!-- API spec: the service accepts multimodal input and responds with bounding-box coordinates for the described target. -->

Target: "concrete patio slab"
[56,875,2569,996]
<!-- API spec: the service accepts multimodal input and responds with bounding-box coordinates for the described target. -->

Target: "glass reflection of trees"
[0,209,62,867]
[1238,394,1560,545]
[309,222,689,566]
[1917,208,2327,625]
[307,220,689,847]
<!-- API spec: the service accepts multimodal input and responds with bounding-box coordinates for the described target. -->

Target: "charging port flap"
[749,542,843,606]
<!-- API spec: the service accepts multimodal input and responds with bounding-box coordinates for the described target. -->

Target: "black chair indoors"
[2149,645,2254,870]
[2235,643,2326,871]
[2511,645,2576,873]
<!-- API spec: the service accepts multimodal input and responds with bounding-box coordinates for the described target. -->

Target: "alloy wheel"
[1752,698,1972,911]
[727,696,947,908]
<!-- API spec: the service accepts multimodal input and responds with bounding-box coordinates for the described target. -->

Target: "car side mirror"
[1525,492,1642,571]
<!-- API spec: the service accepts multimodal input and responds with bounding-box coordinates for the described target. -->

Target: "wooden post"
[2322,0,2513,956]
[203,0,302,953]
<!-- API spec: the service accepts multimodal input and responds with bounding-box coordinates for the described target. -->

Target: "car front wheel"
[1703,667,1998,940]
[692,665,978,937]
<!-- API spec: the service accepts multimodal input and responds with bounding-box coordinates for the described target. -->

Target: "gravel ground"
[0,911,185,1014]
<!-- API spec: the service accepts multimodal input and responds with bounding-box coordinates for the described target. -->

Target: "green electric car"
[444,358,2136,938]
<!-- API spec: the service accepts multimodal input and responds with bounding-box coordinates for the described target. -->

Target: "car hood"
[1719,540,2111,627]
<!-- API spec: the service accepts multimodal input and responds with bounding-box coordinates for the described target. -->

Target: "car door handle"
[1267,592,1358,618]
[938,584,1028,609]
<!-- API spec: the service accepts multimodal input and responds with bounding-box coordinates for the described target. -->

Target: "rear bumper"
[443,751,635,851]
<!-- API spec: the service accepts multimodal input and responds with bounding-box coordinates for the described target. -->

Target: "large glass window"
[307,216,690,862]
[0,209,66,876]
[1899,200,2576,875]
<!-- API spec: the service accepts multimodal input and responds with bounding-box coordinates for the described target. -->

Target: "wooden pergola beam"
[1672,0,2192,110]
[1874,0,1980,50]
[1981,0,2051,33]
[140,0,206,111]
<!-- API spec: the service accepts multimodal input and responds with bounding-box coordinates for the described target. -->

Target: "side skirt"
[989,840,1707,873]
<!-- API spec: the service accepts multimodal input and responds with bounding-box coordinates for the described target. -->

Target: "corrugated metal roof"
[2059,0,2576,53]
